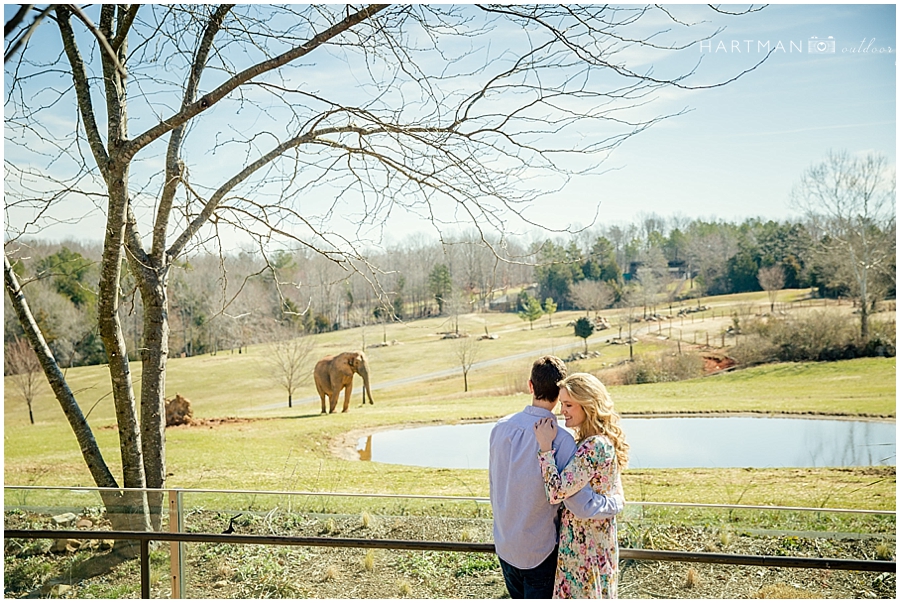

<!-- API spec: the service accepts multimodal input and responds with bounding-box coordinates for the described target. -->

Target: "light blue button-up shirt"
[489,405,623,569]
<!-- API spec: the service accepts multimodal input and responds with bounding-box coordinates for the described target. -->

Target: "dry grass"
[323,565,340,581]
[684,567,701,589]
[362,550,375,572]
[755,583,820,598]
[875,541,894,560]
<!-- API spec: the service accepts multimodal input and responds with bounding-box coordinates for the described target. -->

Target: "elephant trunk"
[360,367,374,405]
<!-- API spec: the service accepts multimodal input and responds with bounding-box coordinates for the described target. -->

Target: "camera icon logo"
[808,36,836,54]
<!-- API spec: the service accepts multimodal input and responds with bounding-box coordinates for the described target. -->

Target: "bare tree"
[446,287,470,335]
[757,264,785,312]
[685,229,738,295]
[454,335,480,393]
[267,332,315,408]
[569,279,615,317]
[619,283,642,361]
[4,5,766,533]
[792,151,896,340]
[5,336,43,424]
[636,246,670,317]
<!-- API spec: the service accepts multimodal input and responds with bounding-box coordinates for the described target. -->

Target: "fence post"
[169,490,184,598]
[141,538,151,599]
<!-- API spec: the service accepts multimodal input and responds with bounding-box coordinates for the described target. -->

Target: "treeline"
[532,216,845,310]
[4,215,895,369]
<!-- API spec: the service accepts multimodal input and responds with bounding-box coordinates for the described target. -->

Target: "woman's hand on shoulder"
[533,417,557,452]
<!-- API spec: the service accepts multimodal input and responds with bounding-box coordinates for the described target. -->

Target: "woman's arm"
[534,417,622,517]
[537,440,602,504]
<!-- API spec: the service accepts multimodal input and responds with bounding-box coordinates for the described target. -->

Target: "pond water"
[356,416,896,469]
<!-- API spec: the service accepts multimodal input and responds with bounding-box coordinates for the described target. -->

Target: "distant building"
[625,260,694,281]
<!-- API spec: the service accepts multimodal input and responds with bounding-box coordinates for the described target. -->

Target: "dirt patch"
[165,394,194,426]
[99,416,264,431]
[701,352,737,373]
[168,416,262,429]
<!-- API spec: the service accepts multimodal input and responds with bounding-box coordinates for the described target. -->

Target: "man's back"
[490,405,576,569]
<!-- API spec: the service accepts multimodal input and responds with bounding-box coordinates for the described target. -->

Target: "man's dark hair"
[531,355,567,402]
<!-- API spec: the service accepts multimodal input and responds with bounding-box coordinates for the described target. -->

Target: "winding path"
[251,323,667,411]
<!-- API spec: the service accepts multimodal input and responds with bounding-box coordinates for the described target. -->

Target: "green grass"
[4,291,896,511]
[612,357,896,416]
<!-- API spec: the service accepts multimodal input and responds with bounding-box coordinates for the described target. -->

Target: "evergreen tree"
[574,316,595,353]
[428,264,452,314]
[543,297,557,326]
[518,294,544,330]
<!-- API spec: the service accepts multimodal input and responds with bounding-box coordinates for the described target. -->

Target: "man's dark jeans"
[498,548,558,599]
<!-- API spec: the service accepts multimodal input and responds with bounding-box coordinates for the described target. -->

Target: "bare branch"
[65,3,127,79]
[155,4,233,261]
[5,4,34,39]
[4,4,50,64]
[54,5,110,181]
[707,5,768,16]
[125,4,391,160]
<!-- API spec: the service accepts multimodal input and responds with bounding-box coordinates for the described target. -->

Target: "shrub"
[593,363,631,386]
[865,317,897,357]
[730,334,779,366]
[736,311,896,363]
[619,352,705,385]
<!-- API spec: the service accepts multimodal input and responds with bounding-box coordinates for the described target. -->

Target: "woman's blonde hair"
[557,373,629,468]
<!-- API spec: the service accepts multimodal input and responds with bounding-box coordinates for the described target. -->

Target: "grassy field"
[4,290,896,511]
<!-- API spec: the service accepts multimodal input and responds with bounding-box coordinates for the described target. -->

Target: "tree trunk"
[859,300,869,341]
[5,254,148,542]
[98,174,152,533]
[133,259,169,531]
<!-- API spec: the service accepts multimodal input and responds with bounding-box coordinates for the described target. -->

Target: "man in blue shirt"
[489,355,623,598]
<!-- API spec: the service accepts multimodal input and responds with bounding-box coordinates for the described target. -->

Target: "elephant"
[314,351,374,413]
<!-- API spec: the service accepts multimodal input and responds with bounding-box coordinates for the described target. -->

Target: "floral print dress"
[538,435,624,599]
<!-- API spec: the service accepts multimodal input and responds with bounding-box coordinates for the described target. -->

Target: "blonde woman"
[533,373,628,599]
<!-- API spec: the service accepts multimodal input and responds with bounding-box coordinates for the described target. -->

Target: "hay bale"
[165,394,194,426]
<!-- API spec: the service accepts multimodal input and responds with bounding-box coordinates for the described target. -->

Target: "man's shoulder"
[555,426,575,442]
[491,411,523,437]
[493,408,528,427]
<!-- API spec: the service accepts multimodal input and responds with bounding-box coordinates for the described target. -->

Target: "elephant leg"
[320,393,327,414]
[329,392,338,414]
[342,384,352,413]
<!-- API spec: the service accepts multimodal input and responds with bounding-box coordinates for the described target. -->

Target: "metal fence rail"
[5,528,895,600]
[9,485,896,515]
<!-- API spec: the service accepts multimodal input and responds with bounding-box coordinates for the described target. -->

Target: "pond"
[355,416,896,469]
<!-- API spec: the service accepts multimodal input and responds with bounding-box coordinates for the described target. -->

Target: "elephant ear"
[346,353,359,369]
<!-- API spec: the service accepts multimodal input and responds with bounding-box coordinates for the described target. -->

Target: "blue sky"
[505,3,897,236]
[3,4,896,249]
